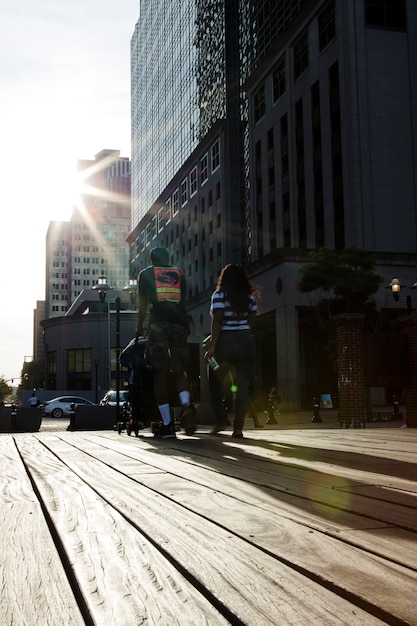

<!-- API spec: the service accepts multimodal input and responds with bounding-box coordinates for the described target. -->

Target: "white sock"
[179,391,190,407]
[158,403,171,425]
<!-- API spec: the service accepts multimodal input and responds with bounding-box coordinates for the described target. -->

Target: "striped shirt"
[210,290,257,331]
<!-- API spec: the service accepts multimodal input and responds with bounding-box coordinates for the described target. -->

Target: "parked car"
[40,396,95,418]
[100,390,130,407]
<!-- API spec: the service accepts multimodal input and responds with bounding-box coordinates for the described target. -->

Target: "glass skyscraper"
[131,1,201,226]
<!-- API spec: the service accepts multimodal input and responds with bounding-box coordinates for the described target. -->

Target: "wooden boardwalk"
[1,424,416,625]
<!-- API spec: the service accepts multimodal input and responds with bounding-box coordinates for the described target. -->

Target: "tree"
[20,360,44,390]
[298,246,383,313]
[0,377,12,403]
[298,247,384,427]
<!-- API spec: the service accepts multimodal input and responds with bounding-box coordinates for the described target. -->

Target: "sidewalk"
[246,408,407,430]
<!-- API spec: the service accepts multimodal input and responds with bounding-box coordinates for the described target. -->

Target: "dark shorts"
[147,321,189,372]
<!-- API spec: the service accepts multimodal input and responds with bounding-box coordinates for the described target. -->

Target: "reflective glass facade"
[131,1,200,225]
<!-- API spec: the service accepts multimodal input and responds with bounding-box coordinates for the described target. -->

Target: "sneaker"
[154,422,176,438]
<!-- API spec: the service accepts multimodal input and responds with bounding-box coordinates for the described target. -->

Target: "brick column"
[398,317,417,427]
[334,315,366,428]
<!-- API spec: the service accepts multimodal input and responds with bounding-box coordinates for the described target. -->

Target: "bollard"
[266,396,278,425]
[392,394,400,420]
[311,397,323,423]
[67,402,76,431]
[11,404,18,430]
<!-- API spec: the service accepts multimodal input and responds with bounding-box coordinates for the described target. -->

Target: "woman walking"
[205,264,259,438]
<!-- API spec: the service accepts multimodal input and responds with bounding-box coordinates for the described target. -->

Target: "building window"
[165,198,171,224]
[254,85,266,123]
[294,30,308,79]
[211,140,220,171]
[190,166,197,196]
[365,0,406,30]
[273,55,286,101]
[318,2,336,50]
[67,348,92,391]
[139,230,145,252]
[181,178,188,206]
[145,222,151,246]
[151,215,157,239]
[158,206,164,232]
[200,153,208,184]
[172,189,179,216]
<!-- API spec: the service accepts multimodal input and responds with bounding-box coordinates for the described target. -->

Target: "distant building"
[40,150,132,391]
[33,300,46,365]
[45,150,131,319]
[40,289,137,394]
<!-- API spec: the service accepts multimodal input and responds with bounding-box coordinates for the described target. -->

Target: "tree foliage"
[20,360,44,390]
[0,377,12,403]
[298,246,383,313]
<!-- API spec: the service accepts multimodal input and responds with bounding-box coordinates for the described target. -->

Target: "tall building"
[45,150,132,319]
[129,0,417,410]
[244,0,417,408]
[40,150,133,393]
[131,1,200,226]
[130,0,246,279]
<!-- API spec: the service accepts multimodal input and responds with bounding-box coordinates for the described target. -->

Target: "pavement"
[247,408,407,430]
[39,408,408,433]
[245,409,404,430]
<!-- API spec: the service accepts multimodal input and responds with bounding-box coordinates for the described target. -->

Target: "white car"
[100,390,130,407]
[40,396,95,418]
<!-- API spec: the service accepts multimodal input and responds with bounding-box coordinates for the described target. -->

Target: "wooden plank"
[84,430,417,530]
[0,437,85,625]
[37,433,413,625]
[14,436,231,626]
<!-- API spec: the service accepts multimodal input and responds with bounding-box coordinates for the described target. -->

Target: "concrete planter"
[0,407,42,432]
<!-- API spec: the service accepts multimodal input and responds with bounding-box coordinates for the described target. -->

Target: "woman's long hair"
[216,264,258,313]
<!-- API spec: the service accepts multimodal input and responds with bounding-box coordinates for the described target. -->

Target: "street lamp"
[94,359,100,403]
[93,275,112,304]
[93,277,121,422]
[123,279,138,310]
[388,277,402,301]
[387,277,417,313]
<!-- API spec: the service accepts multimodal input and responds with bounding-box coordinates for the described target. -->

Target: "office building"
[40,150,132,391]
[129,0,417,410]
[45,150,132,319]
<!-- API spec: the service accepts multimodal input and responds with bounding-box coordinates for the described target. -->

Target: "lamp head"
[93,275,112,303]
[389,277,401,301]
[123,279,137,308]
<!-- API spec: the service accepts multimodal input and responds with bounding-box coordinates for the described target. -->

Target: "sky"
[0,1,139,381]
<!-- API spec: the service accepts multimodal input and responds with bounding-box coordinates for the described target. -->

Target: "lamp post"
[94,359,100,404]
[123,279,138,310]
[387,276,417,427]
[93,277,121,423]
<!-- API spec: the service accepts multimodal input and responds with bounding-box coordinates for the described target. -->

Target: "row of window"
[72,268,103,275]
[365,0,406,29]
[254,0,407,122]
[254,0,407,123]
[254,60,343,252]
[254,2,335,123]
[136,138,221,254]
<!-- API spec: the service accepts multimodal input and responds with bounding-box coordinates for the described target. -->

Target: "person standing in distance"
[136,246,195,438]
[205,263,259,438]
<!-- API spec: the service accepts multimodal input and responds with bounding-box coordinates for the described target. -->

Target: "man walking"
[136,246,195,438]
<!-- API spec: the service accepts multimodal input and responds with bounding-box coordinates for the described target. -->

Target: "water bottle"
[208,357,220,371]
